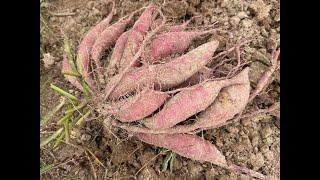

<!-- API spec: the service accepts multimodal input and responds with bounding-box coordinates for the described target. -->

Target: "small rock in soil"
[230,16,240,27]
[187,162,203,177]
[138,167,158,179]
[42,53,55,68]
[241,118,251,127]
[263,136,274,146]
[260,145,270,154]
[241,19,253,28]
[182,161,187,166]
[237,11,248,19]
[261,125,273,138]
[264,150,274,161]
[249,0,272,21]
[250,153,265,170]
[80,134,91,141]
[226,126,239,134]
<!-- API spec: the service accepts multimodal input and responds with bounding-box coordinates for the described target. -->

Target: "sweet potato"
[105,67,156,99]
[196,71,250,129]
[91,15,133,81]
[108,89,169,122]
[119,30,145,68]
[162,67,250,133]
[105,40,219,99]
[61,56,83,91]
[131,3,157,33]
[153,40,219,90]
[111,68,250,134]
[176,66,212,88]
[134,133,228,167]
[107,31,130,75]
[143,68,249,130]
[119,4,157,70]
[144,29,216,63]
[76,2,115,87]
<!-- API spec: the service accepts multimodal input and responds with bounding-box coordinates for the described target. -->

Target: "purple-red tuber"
[76,1,115,88]
[107,89,169,122]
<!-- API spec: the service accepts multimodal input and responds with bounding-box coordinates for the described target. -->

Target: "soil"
[40,0,280,179]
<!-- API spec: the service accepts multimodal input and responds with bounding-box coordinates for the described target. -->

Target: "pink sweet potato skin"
[145,30,215,63]
[154,40,219,90]
[162,68,250,133]
[107,31,130,74]
[143,67,248,130]
[134,133,227,167]
[144,83,221,130]
[119,30,144,68]
[111,68,250,134]
[91,16,133,76]
[111,89,169,122]
[76,5,115,87]
[105,67,156,99]
[62,56,83,91]
[176,66,212,88]
[119,4,157,69]
[105,40,219,99]
[196,68,250,129]
[132,3,157,33]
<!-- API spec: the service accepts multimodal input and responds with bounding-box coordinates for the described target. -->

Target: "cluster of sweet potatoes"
[62,2,279,179]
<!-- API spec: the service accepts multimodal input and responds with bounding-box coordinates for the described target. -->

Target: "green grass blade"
[74,110,91,126]
[64,119,70,142]
[62,71,81,77]
[79,80,93,97]
[169,153,176,173]
[65,101,87,114]
[40,128,63,148]
[57,112,73,125]
[161,151,175,172]
[63,37,73,63]
[40,164,54,175]
[161,151,173,172]
[63,36,79,75]
[62,35,93,97]
[41,97,66,126]
[50,84,78,101]
[53,131,65,148]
